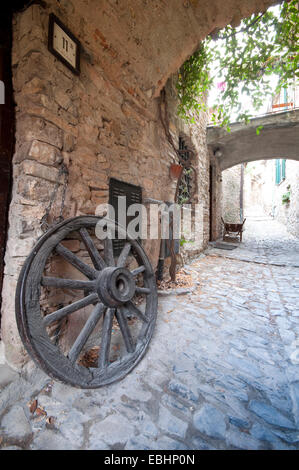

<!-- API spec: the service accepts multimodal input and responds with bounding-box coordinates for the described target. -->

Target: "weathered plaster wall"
[1,0,279,366]
[243,161,274,216]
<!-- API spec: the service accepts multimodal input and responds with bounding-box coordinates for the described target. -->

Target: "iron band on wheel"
[15,216,158,388]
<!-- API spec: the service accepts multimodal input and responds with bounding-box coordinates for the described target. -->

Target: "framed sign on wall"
[48,13,81,75]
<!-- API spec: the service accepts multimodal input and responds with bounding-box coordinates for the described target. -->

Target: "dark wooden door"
[0,10,14,328]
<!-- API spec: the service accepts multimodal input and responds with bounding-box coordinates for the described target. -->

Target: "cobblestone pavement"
[1,225,299,449]
[208,215,299,267]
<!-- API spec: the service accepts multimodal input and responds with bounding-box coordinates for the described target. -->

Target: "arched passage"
[220,158,299,250]
[0,0,283,366]
[207,109,299,171]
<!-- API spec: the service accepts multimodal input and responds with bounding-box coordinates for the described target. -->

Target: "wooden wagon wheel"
[16,216,157,388]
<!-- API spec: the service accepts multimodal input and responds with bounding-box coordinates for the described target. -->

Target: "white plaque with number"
[48,14,80,75]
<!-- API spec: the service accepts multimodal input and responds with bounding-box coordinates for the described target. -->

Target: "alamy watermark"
[0,81,4,105]
[94,198,204,247]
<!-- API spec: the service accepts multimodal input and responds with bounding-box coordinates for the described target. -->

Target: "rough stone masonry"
[1,0,278,367]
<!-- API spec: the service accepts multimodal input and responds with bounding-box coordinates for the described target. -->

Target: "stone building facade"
[0,0,278,367]
[222,165,243,223]
[1,2,210,367]
[222,159,299,238]
[243,161,274,216]
[244,159,299,237]
[273,160,299,237]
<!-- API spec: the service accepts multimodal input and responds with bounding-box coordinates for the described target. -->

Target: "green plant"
[282,185,291,204]
[176,0,299,131]
[179,237,194,247]
[178,167,194,205]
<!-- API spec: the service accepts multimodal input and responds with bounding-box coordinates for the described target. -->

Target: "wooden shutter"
[275,159,281,185]
[281,159,286,180]
[109,178,142,256]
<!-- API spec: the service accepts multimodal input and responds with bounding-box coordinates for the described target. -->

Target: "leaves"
[177,0,299,128]
[28,399,38,414]
[256,125,264,135]
[35,406,47,417]
[28,398,55,426]
[282,189,291,204]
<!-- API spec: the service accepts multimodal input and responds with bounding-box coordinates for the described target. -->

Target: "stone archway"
[207,109,299,171]
[75,0,281,98]
[1,0,281,366]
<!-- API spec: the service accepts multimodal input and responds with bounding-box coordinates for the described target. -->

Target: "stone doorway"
[0,9,14,331]
[209,165,213,241]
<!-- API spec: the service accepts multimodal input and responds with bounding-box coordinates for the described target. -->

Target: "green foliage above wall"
[176,0,299,130]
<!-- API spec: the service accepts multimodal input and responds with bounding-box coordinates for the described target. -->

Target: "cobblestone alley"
[0,218,299,450]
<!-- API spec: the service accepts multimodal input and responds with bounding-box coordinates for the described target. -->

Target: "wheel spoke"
[68,302,106,364]
[17,215,158,389]
[131,265,145,276]
[135,287,151,295]
[117,242,131,268]
[123,301,148,323]
[116,308,135,353]
[43,293,98,327]
[56,244,97,280]
[42,277,95,291]
[104,235,115,267]
[98,308,115,369]
[79,228,106,270]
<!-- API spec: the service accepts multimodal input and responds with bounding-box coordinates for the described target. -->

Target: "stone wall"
[1,0,279,366]
[243,160,274,217]
[222,165,242,223]
[274,160,299,237]
[1,1,212,367]
[242,159,299,238]
[164,76,210,258]
[209,152,223,241]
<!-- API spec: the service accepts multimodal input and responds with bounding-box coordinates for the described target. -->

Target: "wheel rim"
[15,216,158,388]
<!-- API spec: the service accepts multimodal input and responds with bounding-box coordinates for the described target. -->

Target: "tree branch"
[214,12,266,41]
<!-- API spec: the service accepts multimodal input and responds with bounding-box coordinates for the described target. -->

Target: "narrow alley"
[1,217,298,450]
[209,207,299,267]
[0,0,298,455]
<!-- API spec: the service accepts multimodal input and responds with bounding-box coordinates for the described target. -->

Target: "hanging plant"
[176,0,299,130]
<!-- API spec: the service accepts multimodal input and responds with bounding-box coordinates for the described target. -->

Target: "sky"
[207,4,282,121]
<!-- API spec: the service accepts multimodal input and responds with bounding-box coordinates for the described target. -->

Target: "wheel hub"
[16,216,157,388]
[96,267,136,307]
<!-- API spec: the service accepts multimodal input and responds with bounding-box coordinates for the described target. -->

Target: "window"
[275,159,286,185]
[109,178,142,255]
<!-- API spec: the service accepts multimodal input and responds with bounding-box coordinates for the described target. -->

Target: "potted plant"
[170,163,183,179]
[282,185,291,205]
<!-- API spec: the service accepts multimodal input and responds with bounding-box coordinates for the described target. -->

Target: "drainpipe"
[240,164,244,222]
[156,257,164,282]
[144,197,166,281]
